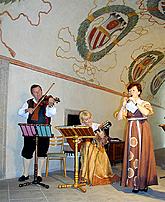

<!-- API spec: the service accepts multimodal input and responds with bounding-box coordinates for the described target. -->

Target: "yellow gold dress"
[80,123,119,186]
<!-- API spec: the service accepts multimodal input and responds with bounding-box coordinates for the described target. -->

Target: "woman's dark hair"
[30,84,42,94]
[127,82,142,95]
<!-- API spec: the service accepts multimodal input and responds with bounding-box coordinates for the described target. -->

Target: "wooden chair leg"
[60,159,63,171]
[45,157,49,177]
[63,158,67,177]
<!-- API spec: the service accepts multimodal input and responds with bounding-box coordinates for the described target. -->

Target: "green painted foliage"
[0,0,21,5]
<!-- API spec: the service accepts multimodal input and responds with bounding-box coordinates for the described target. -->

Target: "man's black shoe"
[37,176,42,182]
[18,175,29,182]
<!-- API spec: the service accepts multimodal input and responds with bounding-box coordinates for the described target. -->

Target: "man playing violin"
[18,84,57,182]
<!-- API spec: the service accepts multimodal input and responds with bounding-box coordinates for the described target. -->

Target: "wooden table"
[159,124,165,132]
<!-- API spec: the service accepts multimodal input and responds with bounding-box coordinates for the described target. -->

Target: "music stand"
[55,125,95,193]
[18,123,53,189]
[159,124,165,179]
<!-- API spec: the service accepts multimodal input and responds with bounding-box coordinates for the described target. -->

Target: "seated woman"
[79,110,119,186]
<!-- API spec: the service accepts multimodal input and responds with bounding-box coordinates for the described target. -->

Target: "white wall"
[150,83,165,149]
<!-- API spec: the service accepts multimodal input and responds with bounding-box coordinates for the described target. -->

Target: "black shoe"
[37,176,42,182]
[18,175,29,182]
[144,187,148,192]
[132,189,139,193]
[140,187,148,192]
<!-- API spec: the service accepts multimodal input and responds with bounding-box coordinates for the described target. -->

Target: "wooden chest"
[105,138,125,165]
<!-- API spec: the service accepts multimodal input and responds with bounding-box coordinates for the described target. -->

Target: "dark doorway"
[67,114,80,126]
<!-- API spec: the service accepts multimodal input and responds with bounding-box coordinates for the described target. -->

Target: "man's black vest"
[27,98,51,124]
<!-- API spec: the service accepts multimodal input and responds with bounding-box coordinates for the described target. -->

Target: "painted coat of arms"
[88,13,126,50]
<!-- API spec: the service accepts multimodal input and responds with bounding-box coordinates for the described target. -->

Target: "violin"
[32,83,60,111]
[39,95,60,107]
[31,83,60,121]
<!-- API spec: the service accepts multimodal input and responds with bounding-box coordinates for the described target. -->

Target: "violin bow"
[33,83,55,112]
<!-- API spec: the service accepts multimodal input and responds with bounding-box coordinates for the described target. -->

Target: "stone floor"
[0,163,165,202]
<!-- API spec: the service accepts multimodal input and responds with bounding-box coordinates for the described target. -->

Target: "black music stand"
[159,124,165,179]
[18,123,53,189]
[55,125,95,193]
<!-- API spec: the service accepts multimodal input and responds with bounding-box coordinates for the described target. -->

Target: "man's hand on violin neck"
[48,97,55,107]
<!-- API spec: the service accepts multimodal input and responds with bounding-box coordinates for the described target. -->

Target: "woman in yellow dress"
[79,110,119,186]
